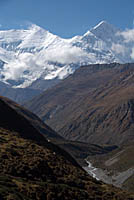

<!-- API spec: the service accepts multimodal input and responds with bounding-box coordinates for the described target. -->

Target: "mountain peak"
[0,20,132,97]
[91,20,117,32]
[28,23,48,33]
[90,20,120,43]
[92,20,109,29]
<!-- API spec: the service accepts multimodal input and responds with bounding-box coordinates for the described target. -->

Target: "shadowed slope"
[0,96,63,141]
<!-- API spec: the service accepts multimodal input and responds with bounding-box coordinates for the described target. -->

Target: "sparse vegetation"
[0,94,133,199]
[0,127,133,199]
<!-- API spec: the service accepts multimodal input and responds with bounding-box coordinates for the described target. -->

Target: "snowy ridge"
[0,21,134,89]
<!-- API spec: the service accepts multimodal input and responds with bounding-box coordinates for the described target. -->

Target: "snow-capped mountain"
[0,21,134,91]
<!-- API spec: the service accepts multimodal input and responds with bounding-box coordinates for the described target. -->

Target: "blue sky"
[0,0,134,38]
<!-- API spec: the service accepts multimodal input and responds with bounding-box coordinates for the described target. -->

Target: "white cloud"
[2,45,88,83]
[130,47,134,59]
[116,29,134,60]
[117,29,134,43]
[111,43,127,55]
[2,53,37,80]
[38,45,88,65]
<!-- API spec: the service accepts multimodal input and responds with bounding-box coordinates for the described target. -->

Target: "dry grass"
[0,128,133,199]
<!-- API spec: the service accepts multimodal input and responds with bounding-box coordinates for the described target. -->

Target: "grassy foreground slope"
[0,96,133,199]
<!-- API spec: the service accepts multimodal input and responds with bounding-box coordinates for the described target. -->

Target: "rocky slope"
[25,63,134,145]
[0,96,133,199]
[25,62,134,194]
[1,96,117,166]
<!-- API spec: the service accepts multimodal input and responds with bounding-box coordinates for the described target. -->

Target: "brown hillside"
[25,63,134,145]
[0,96,133,199]
[0,96,116,166]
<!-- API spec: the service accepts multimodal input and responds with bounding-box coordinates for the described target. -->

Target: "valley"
[25,62,134,194]
[0,20,134,199]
